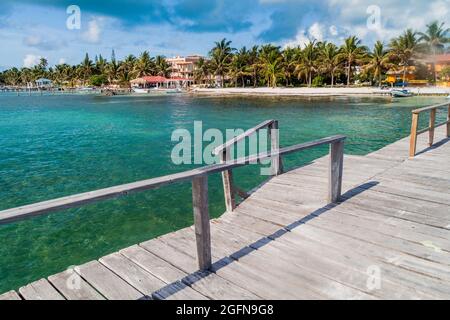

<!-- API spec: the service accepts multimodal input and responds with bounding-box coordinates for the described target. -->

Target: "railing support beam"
[429,108,436,147]
[221,148,236,212]
[192,176,212,271]
[269,121,282,176]
[447,105,450,138]
[409,113,419,158]
[328,140,344,203]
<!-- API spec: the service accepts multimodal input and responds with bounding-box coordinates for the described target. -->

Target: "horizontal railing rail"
[0,121,346,271]
[410,102,450,157]
[212,120,275,156]
[213,120,280,212]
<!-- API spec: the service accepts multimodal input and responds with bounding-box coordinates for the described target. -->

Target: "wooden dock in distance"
[1,110,449,300]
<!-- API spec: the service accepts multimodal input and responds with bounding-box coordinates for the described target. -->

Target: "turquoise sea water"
[0,93,447,292]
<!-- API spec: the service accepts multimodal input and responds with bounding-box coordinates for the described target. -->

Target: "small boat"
[391,89,414,98]
[165,88,182,94]
[132,88,150,94]
[78,86,95,92]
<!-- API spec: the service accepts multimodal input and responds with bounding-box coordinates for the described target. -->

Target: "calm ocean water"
[0,93,447,292]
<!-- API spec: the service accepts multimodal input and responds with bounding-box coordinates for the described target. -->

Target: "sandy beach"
[192,86,450,97]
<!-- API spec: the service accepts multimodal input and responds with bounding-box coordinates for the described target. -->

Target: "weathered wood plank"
[0,291,21,300]
[19,279,65,300]
[120,245,208,300]
[48,269,104,300]
[76,261,143,300]
[99,253,166,297]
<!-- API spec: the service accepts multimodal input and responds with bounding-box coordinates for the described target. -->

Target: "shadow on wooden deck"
[150,181,380,300]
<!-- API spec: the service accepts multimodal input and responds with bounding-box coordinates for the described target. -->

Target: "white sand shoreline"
[192,87,450,97]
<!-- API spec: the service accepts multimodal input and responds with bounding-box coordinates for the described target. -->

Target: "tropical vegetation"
[1,21,449,88]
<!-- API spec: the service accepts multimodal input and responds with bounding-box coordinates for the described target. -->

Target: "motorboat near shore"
[132,87,182,94]
[391,89,414,98]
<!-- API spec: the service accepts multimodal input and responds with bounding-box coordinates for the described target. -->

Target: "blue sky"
[0,0,448,69]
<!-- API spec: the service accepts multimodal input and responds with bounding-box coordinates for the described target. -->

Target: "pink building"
[166,55,203,80]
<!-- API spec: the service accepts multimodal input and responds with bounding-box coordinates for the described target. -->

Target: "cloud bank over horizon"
[0,0,448,68]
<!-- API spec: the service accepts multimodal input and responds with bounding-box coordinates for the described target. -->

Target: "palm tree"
[194,57,210,85]
[106,54,120,85]
[259,45,284,88]
[229,47,249,87]
[389,29,421,88]
[247,45,260,88]
[155,55,171,78]
[339,36,368,86]
[95,55,108,76]
[118,55,137,86]
[209,38,234,87]
[295,41,318,87]
[282,47,297,86]
[418,21,449,82]
[80,53,94,85]
[4,68,21,86]
[20,68,33,87]
[365,41,391,87]
[318,42,341,87]
[134,51,155,77]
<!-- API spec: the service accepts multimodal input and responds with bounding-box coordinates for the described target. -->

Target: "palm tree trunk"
[433,48,438,84]
[331,73,334,88]
[402,66,407,89]
[347,62,351,86]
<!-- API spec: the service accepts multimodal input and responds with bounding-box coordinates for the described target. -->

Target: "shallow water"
[0,93,447,292]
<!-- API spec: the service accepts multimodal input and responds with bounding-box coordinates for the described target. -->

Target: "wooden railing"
[0,121,346,271]
[410,102,450,158]
[212,120,281,212]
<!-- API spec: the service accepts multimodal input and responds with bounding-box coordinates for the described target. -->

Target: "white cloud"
[82,19,102,44]
[283,22,330,48]
[24,35,41,46]
[309,23,325,41]
[283,29,310,48]
[23,54,42,68]
[329,25,338,36]
[58,58,66,65]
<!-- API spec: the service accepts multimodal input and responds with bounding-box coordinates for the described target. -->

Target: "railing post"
[409,113,419,158]
[269,121,282,175]
[447,105,450,138]
[221,148,236,212]
[192,176,212,271]
[429,108,436,147]
[328,139,344,203]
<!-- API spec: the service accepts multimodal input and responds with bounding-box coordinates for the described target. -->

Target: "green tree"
[318,42,341,87]
[134,51,155,77]
[295,41,318,87]
[80,53,94,85]
[365,41,392,87]
[389,29,421,87]
[155,55,171,78]
[418,21,449,82]
[259,45,284,88]
[339,36,368,86]
[194,57,210,85]
[209,38,234,87]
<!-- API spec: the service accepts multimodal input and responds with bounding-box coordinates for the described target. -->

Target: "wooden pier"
[1,103,449,300]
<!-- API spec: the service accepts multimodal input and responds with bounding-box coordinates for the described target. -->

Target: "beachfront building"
[166,55,203,80]
[385,67,422,87]
[428,54,450,86]
[130,76,193,89]
[35,78,53,89]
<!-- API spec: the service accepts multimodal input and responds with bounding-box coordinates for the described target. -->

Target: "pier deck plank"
[7,126,450,300]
